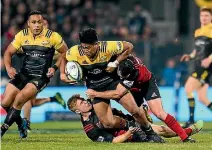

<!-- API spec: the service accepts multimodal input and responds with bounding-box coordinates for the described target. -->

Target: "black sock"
[140,125,155,135]
[1,107,21,137]
[207,102,212,111]
[2,106,23,128]
[188,98,195,122]
[50,96,57,102]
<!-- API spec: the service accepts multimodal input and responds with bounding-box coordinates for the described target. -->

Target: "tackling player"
[180,7,212,127]
[67,95,203,143]
[86,56,196,142]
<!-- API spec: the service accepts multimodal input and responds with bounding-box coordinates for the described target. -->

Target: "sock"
[1,107,21,137]
[2,106,23,128]
[50,96,57,102]
[164,114,188,141]
[188,98,195,122]
[207,102,212,111]
[140,124,155,135]
[184,128,192,136]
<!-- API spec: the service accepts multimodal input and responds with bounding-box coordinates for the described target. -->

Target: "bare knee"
[100,118,114,128]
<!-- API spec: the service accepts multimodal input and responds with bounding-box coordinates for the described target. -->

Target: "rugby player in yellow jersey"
[180,7,212,127]
[22,15,66,131]
[1,10,68,138]
[60,28,164,142]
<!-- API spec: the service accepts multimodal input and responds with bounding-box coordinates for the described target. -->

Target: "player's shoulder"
[194,28,201,37]
[45,28,61,38]
[16,28,29,37]
[67,45,80,56]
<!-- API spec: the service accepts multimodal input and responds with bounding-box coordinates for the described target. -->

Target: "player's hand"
[105,66,116,73]
[86,89,97,99]
[6,67,17,79]
[60,73,77,84]
[46,67,56,78]
[201,57,212,68]
[128,127,141,134]
[180,54,190,62]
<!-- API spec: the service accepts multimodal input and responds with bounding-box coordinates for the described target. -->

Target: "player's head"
[79,28,99,58]
[67,94,92,114]
[43,15,50,28]
[117,58,138,80]
[28,10,44,35]
[200,7,212,26]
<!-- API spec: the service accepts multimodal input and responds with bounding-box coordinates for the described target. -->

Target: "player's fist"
[6,67,17,79]
[46,67,56,78]
[60,73,77,84]
[180,54,190,62]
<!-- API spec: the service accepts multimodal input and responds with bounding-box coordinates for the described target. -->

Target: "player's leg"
[197,84,212,111]
[184,76,202,126]
[117,84,164,143]
[1,83,38,138]
[93,100,127,129]
[32,93,66,109]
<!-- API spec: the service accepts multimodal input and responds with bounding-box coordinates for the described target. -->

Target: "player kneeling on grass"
[67,95,203,143]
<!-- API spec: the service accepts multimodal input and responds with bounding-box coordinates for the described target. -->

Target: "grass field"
[1,121,212,150]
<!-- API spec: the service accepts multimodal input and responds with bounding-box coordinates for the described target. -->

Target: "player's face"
[28,15,44,35]
[200,11,212,26]
[81,43,98,58]
[75,98,92,113]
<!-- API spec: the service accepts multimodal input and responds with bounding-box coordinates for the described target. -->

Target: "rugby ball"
[65,61,83,81]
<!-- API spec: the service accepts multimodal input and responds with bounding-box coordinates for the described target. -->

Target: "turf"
[1,121,212,150]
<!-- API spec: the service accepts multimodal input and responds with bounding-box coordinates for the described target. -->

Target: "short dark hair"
[79,28,98,44]
[117,58,135,79]
[200,7,212,15]
[28,10,43,18]
[67,94,81,112]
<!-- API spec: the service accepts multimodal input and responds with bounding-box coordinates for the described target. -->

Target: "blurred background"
[1,0,212,123]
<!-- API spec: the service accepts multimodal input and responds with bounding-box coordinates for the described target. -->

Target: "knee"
[14,92,27,107]
[101,119,114,128]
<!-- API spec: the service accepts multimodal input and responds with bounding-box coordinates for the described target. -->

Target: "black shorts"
[9,72,50,92]
[91,80,123,105]
[190,65,212,85]
[130,75,161,107]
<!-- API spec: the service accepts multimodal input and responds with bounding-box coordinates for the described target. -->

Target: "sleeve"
[66,46,78,61]
[107,41,124,55]
[84,124,114,142]
[51,32,64,50]
[11,31,23,50]
[87,129,114,142]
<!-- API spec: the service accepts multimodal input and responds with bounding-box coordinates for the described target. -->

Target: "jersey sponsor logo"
[97,136,105,142]
[123,80,134,88]
[151,92,157,98]
[88,69,102,75]
[26,51,45,57]
[82,60,88,64]
[100,56,107,62]
[41,41,50,46]
[24,40,30,44]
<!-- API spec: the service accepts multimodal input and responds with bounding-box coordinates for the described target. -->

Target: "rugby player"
[180,7,212,127]
[86,56,196,142]
[1,10,68,138]
[67,95,203,143]
[61,28,164,142]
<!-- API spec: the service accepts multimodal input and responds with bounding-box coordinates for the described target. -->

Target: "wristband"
[52,65,58,71]
[189,53,195,59]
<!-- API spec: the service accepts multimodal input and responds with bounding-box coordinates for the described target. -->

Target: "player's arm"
[4,31,23,79]
[49,32,68,73]
[86,125,134,143]
[180,49,196,62]
[201,53,212,68]
[86,82,131,100]
[106,41,133,73]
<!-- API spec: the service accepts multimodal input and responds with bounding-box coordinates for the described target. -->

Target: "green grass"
[1,122,212,150]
